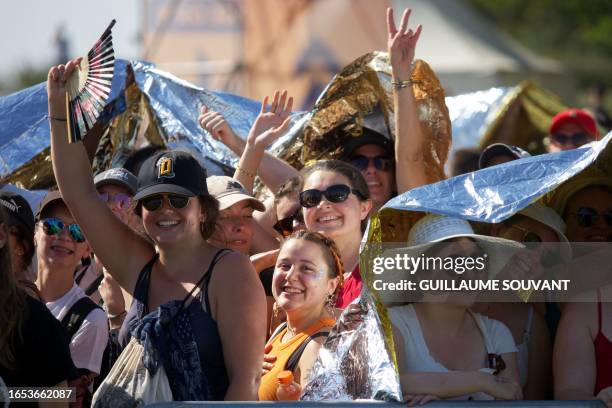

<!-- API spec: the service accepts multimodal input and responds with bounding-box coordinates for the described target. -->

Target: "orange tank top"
[258,317,335,401]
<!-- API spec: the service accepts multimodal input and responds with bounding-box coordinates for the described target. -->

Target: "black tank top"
[118,249,230,400]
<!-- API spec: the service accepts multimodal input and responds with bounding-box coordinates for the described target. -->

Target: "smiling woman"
[299,160,372,309]
[259,230,343,400]
[47,59,266,403]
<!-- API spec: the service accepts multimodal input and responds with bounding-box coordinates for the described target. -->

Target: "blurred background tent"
[139,0,566,109]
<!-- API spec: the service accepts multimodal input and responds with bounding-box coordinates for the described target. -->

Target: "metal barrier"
[149,401,605,408]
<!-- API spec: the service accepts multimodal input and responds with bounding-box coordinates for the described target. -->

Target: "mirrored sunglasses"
[40,217,86,243]
[99,192,132,210]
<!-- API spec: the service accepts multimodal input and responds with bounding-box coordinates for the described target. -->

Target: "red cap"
[549,109,598,138]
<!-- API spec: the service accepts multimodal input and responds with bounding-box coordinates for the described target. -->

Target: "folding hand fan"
[65,19,116,143]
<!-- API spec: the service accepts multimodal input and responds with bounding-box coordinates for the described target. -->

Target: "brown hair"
[0,208,27,369]
[274,176,302,205]
[283,230,345,298]
[7,223,34,273]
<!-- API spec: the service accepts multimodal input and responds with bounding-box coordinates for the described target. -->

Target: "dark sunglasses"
[99,192,132,210]
[570,207,612,228]
[508,224,542,249]
[40,218,86,243]
[273,208,305,238]
[508,224,561,267]
[349,155,394,172]
[141,194,190,212]
[299,184,366,208]
[551,132,590,147]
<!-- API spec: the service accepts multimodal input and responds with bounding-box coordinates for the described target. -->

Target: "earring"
[325,293,336,314]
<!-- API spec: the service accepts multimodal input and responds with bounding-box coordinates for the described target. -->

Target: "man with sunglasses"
[34,191,109,403]
[547,108,599,153]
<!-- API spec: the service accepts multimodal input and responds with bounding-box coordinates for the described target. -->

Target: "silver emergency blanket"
[300,287,402,401]
[376,132,612,225]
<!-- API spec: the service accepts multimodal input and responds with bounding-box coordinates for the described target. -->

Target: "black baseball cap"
[134,150,208,201]
[478,143,531,169]
[0,191,35,234]
[94,168,138,195]
[341,128,394,159]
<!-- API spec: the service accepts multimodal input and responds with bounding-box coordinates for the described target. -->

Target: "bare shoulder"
[212,250,257,283]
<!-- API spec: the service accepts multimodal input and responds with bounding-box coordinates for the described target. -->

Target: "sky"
[0,0,140,81]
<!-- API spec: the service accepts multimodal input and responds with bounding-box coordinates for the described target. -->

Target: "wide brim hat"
[518,202,572,262]
[383,214,524,278]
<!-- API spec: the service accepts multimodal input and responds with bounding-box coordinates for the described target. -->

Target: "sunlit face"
[548,122,595,153]
[141,195,204,247]
[564,186,612,242]
[302,170,371,243]
[35,203,91,271]
[272,238,338,314]
[351,144,395,209]
[209,200,254,254]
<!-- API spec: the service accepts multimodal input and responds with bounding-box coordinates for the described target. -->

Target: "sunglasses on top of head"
[570,207,612,228]
[551,132,591,147]
[299,184,366,208]
[348,155,394,172]
[98,192,132,210]
[273,208,305,238]
[39,218,86,243]
[141,194,191,212]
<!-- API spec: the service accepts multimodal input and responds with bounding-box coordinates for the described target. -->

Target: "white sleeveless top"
[388,304,518,400]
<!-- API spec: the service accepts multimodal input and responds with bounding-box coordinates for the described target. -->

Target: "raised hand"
[247,90,293,150]
[386,8,422,78]
[198,107,240,149]
[47,57,82,115]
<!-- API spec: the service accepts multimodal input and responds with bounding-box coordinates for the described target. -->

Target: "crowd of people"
[0,6,611,408]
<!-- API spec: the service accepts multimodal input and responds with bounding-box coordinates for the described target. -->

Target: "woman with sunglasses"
[48,60,266,401]
[389,214,522,402]
[0,206,77,401]
[34,191,109,400]
[299,160,372,308]
[552,179,612,406]
[258,230,343,400]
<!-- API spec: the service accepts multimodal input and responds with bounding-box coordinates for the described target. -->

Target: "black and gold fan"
[65,19,116,143]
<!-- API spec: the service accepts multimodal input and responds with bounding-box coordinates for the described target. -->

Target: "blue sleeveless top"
[118,249,230,400]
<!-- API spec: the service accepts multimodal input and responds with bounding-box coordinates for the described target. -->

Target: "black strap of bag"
[268,322,329,373]
[60,296,102,342]
[285,331,329,373]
